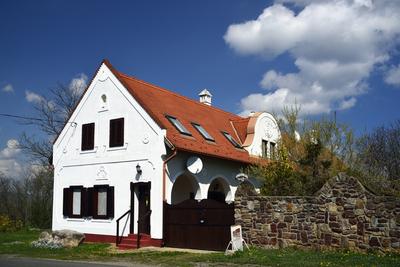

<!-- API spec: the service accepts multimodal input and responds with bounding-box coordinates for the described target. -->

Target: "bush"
[0,215,23,232]
[248,146,304,196]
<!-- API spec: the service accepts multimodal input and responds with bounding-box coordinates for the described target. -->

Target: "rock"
[354,209,364,216]
[300,231,308,243]
[341,236,349,248]
[355,199,364,209]
[389,230,400,238]
[369,236,381,247]
[32,230,85,249]
[39,231,52,240]
[284,215,294,223]
[357,222,364,235]
[326,203,338,213]
[277,222,287,229]
[247,201,254,210]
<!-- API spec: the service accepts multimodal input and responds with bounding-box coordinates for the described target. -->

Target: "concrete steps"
[117,234,153,250]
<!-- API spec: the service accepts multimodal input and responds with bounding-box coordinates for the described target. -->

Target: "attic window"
[166,115,192,136]
[192,123,214,141]
[109,118,124,147]
[81,123,95,151]
[221,131,242,149]
[270,142,276,159]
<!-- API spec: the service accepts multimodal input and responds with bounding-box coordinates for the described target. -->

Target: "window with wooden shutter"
[63,188,71,217]
[81,123,95,151]
[84,187,94,217]
[109,118,124,147]
[63,186,84,218]
[107,186,114,218]
[92,185,115,219]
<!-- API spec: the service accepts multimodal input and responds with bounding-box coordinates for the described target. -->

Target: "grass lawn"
[0,229,399,267]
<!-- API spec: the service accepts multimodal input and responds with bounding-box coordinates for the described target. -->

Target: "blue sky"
[0,0,400,176]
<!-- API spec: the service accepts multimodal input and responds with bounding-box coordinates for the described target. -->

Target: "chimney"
[199,89,212,106]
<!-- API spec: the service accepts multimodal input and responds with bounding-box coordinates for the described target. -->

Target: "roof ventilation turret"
[199,89,212,106]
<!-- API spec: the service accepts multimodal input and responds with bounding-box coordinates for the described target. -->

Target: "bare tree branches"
[357,120,400,180]
[18,82,82,165]
[18,133,53,166]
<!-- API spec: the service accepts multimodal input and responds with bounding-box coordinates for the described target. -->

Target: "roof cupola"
[199,89,212,106]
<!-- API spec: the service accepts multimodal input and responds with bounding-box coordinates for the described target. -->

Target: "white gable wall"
[52,63,166,239]
[245,112,281,157]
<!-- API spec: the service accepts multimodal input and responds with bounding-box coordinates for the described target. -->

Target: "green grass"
[1,229,399,266]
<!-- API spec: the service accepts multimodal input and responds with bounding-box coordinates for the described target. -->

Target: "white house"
[52,60,281,250]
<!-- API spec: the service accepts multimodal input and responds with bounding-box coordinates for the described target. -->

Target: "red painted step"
[117,234,154,250]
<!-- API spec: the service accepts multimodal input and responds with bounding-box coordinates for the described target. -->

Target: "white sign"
[230,225,243,251]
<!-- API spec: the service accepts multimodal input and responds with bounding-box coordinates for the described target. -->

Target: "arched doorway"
[207,177,231,203]
[171,174,200,204]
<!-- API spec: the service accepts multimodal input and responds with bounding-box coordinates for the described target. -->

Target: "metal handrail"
[136,210,152,249]
[116,209,131,246]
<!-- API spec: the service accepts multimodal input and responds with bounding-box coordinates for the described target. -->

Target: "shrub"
[0,214,23,232]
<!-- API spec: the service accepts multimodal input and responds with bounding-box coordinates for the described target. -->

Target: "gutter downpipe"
[162,149,178,202]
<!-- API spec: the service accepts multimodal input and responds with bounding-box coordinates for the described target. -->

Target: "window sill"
[107,143,128,151]
[66,218,85,222]
[80,147,98,154]
[91,219,112,223]
[98,107,108,113]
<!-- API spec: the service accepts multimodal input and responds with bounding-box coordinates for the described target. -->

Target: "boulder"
[31,229,85,249]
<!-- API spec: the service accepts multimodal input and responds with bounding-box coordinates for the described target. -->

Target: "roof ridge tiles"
[116,71,245,120]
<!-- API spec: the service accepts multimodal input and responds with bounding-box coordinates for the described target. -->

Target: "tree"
[248,145,304,196]
[19,83,83,165]
[355,120,400,196]
[12,80,85,228]
[248,105,356,196]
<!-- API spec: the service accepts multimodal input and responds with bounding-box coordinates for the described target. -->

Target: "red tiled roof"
[232,118,250,144]
[105,61,254,164]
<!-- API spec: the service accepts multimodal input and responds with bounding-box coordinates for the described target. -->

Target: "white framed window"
[97,188,107,216]
[72,189,82,216]
[63,186,84,218]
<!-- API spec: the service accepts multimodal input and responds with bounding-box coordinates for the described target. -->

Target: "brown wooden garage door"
[163,199,234,251]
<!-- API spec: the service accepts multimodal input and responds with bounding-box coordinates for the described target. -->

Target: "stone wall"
[235,174,400,252]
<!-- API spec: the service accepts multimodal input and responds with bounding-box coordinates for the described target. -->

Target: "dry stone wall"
[235,174,400,252]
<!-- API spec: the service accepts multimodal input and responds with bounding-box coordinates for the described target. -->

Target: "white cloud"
[384,65,400,86]
[0,139,20,158]
[338,97,357,110]
[0,159,22,177]
[0,139,22,178]
[25,74,87,105]
[225,0,400,115]
[69,73,88,96]
[2,83,14,93]
[25,90,44,104]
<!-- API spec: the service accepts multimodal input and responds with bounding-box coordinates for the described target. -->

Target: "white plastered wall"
[245,112,281,157]
[165,152,259,204]
[52,63,166,239]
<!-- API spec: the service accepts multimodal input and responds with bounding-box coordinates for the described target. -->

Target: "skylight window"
[192,123,214,141]
[221,131,242,148]
[166,115,192,135]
